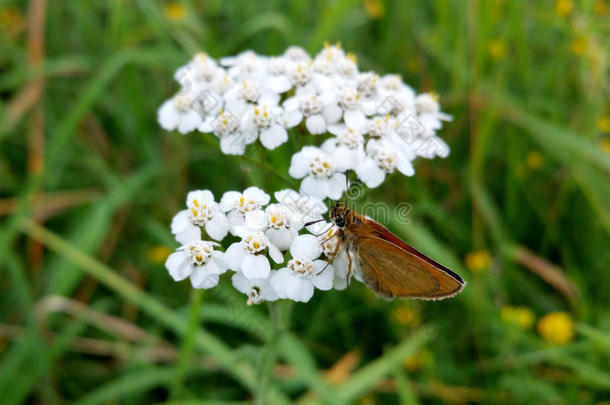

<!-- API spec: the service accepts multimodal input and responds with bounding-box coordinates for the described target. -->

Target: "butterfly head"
[330,201,352,229]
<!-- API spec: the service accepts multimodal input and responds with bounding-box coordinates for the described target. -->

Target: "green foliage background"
[1,0,610,404]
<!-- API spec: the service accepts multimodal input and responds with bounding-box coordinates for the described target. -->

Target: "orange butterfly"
[308,178,465,300]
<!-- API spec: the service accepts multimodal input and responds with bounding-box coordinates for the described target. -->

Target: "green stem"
[256,301,291,405]
[170,288,204,399]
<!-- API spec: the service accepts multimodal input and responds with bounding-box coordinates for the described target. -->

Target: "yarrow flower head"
[289,145,352,200]
[171,190,229,244]
[271,235,334,302]
[158,45,451,191]
[220,186,270,235]
[165,240,227,289]
[224,231,284,279]
[160,45,454,305]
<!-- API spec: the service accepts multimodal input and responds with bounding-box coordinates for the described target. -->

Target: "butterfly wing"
[356,236,439,299]
[349,215,465,299]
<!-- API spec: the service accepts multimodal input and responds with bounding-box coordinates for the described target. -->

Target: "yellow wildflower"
[364,0,385,19]
[488,39,506,59]
[164,2,186,21]
[571,37,588,55]
[465,250,492,273]
[0,7,25,37]
[148,245,172,264]
[555,0,573,16]
[501,306,535,329]
[525,150,544,171]
[537,312,575,345]
[392,305,420,326]
[594,0,609,15]
[597,116,610,133]
[404,348,433,372]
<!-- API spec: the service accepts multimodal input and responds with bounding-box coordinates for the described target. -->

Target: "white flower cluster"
[166,187,349,304]
[158,44,452,197]
[160,44,453,304]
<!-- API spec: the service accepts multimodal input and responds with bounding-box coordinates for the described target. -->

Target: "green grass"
[1,0,610,404]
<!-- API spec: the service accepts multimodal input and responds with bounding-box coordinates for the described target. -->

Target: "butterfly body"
[329,203,465,300]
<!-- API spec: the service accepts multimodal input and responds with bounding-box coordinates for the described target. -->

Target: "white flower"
[375,75,416,116]
[232,272,279,305]
[415,93,452,131]
[284,46,311,63]
[242,102,288,150]
[266,56,293,93]
[283,88,341,134]
[174,52,223,88]
[224,232,284,279]
[245,203,302,251]
[314,43,346,65]
[336,87,371,128]
[158,93,203,134]
[355,139,415,188]
[211,108,251,155]
[271,235,334,302]
[367,115,393,138]
[274,189,327,223]
[324,124,367,170]
[171,190,230,244]
[221,50,266,80]
[409,132,451,159]
[220,187,270,235]
[165,240,227,289]
[336,53,359,79]
[289,145,350,200]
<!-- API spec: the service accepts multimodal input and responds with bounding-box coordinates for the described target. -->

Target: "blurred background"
[1,0,610,404]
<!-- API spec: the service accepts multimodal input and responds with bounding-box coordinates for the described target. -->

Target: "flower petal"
[243,186,270,205]
[260,125,288,150]
[396,158,415,176]
[327,173,347,200]
[190,272,220,289]
[158,100,179,131]
[231,272,254,293]
[187,189,214,206]
[344,109,366,128]
[282,110,303,128]
[289,151,310,179]
[165,251,192,281]
[241,254,271,279]
[355,158,385,188]
[312,260,334,290]
[268,243,285,264]
[289,234,322,260]
[205,212,230,241]
[171,210,189,235]
[269,75,292,93]
[175,223,201,245]
[305,114,326,135]
[300,176,330,200]
[224,242,247,270]
[220,191,242,212]
[322,103,342,124]
[178,109,203,134]
[265,227,295,252]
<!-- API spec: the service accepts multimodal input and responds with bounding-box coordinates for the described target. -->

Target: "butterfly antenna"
[343,170,350,206]
[304,218,326,227]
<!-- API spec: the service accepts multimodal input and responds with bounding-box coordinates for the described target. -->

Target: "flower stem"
[256,300,292,405]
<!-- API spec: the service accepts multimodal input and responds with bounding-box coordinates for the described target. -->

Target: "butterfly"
[307,176,465,300]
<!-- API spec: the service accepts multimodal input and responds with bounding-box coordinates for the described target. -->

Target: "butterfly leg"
[316,230,342,275]
[345,246,353,287]
[311,224,335,238]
